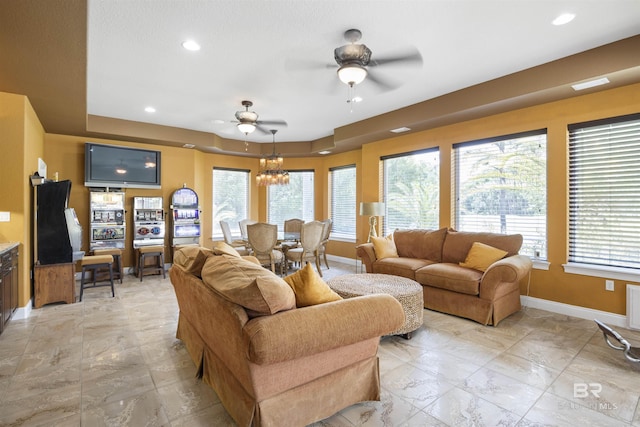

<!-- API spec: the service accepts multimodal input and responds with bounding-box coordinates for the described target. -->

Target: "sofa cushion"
[212,241,242,257]
[459,242,508,272]
[173,246,214,277]
[283,263,342,307]
[371,234,399,259]
[373,257,435,279]
[415,263,483,295]
[393,228,448,262]
[201,254,296,317]
[442,231,522,264]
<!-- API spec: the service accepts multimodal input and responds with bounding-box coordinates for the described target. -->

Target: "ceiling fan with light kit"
[232,100,288,137]
[332,29,423,103]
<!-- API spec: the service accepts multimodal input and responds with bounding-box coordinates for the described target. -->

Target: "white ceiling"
[87,0,640,145]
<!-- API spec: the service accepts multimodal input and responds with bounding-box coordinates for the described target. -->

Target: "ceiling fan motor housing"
[334,44,372,66]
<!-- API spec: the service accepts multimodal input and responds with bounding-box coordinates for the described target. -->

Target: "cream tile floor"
[1,261,639,426]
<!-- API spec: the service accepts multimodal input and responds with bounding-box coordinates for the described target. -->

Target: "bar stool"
[92,248,123,283]
[80,254,115,301]
[137,245,165,281]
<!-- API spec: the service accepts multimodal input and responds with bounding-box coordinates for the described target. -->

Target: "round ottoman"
[327,273,424,339]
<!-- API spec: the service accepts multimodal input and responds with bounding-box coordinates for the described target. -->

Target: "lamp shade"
[360,202,385,216]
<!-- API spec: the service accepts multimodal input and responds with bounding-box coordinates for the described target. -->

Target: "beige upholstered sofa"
[169,245,404,427]
[356,228,532,326]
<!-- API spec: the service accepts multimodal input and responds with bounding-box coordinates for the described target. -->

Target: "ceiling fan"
[232,100,287,136]
[333,28,423,91]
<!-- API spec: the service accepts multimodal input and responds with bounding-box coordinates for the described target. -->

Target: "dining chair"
[317,219,332,269]
[220,220,246,248]
[246,222,285,275]
[282,218,304,250]
[285,220,324,276]
[239,219,258,240]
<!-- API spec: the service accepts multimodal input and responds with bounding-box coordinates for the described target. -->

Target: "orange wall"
[5,82,640,316]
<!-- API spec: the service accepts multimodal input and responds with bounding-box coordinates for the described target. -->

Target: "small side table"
[34,263,75,308]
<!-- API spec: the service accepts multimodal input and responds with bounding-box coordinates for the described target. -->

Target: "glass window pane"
[383,149,439,236]
[453,131,547,258]
[267,171,314,229]
[212,168,249,238]
[569,114,640,268]
[330,166,356,240]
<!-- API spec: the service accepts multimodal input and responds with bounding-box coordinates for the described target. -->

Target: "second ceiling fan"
[233,100,287,136]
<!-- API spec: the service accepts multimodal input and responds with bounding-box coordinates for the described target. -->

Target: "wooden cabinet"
[34,263,75,308]
[0,244,19,335]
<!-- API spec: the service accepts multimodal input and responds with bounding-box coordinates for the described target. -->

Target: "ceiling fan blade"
[285,57,337,71]
[254,124,274,135]
[366,71,400,92]
[369,48,423,67]
[257,119,288,127]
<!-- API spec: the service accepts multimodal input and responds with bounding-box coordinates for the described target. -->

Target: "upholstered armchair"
[317,219,332,269]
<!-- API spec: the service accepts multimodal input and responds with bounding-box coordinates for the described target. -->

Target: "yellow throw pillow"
[283,263,342,307]
[459,242,508,272]
[212,241,241,258]
[371,234,399,259]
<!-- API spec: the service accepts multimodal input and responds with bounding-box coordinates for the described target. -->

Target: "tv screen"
[84,143,161,189]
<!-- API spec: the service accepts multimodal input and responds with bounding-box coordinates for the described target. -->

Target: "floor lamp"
[360,202,385,242]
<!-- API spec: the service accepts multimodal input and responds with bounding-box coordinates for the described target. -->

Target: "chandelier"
[256,130,289,186]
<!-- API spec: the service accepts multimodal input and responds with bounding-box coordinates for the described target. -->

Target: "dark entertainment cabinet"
[0,243,19,334]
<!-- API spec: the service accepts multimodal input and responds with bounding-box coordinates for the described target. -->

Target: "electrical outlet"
[605,280,615,291]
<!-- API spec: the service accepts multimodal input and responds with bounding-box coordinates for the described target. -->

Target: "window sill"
[562,262,640,282]
[532,259,550,270]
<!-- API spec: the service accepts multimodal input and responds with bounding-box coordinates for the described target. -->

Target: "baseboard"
[521,295,629,328]
[12,298,33,320]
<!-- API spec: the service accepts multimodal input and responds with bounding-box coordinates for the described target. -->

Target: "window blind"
[568,113,640,269]
[382,148,439,236]
[452,130,547,258]
[329,165,356,239]
[267,170,315,230]
[212,167,250,238]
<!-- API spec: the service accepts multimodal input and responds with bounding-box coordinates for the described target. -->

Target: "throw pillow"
[173,246,213,276]
[283,263,342,307]
[371,234,399,259]
[212,241,241,258]
[459,242,508,272]
[201,255,296,317]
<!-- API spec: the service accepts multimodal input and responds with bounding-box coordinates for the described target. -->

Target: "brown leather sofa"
[356,228,532,326]
[169,246,404,427]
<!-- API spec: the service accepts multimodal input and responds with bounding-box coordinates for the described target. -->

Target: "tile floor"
[0,260,639,426]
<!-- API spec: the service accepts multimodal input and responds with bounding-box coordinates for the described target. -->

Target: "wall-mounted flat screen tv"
[84,142,161,189]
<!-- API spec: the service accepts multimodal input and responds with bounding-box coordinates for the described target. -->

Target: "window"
[569,113,640,269]
[453,130,547,258]
[329,165,356,240]
[267,170,314,229]
[212,167,249,238]
[382,149,439,236]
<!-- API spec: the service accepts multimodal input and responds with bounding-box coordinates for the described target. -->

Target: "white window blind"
[267,170,314,230]
[329,165,356,240]
[453,130,547,258]
[212,167,249,238]
[569,113,640,269]
[382,148,439,236]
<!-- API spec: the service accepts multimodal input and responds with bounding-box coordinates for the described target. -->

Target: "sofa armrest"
[355,243,376,273]
[479,255,532,300]
[243,294,404,365]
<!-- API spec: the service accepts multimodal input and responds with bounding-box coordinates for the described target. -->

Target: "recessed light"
[183,143,195,149]
[553,13,575,26]
[182,40,201,51]
[318,151,331,155]
[145,106,156,113]
[390,127,411,133]
[572,77,610,91]
[212,119,225,124]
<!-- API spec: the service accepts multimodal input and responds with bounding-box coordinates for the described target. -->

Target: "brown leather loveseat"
[356,228,532,326]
